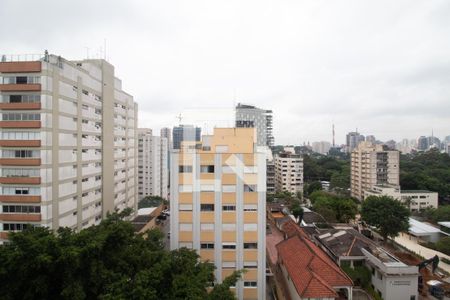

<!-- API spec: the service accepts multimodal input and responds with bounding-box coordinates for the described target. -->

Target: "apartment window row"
[178,184,257,193]
[1,113,40,121]
[222,261,258,269]
[180,222,257,232]
[179,204,258,212]
[1,168,40,178]
[1,76,40,85]
[2,205,40,213]
[179,165,258,174]
[2,150,40,158]
[222,243,258,250]
[2,223,33,231]
[1,94,40,103]
[1,131,40,140]
[2,187,40,195]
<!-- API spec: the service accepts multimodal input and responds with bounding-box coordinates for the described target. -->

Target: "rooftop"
[402,190,436,194]
[276,235,353,298]
[409,218,441,236]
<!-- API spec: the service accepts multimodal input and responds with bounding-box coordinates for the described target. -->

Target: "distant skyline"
[2,0,449,144]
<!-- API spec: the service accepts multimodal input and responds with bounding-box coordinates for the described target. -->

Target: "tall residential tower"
[170,128,266,300]
[0,53,138,241]
[235,103,273,147]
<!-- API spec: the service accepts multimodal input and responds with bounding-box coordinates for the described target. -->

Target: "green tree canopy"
[0,212,240,300]
[138,195,167,209]
[361,195,410,241]
[309,191,357,223]
[435,236,450,256]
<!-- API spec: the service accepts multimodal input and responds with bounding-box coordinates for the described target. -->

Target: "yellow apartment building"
[170,127,266,300]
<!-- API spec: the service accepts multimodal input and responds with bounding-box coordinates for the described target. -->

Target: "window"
[222,185,236,193]
[200,204,214,211]
[244,166,257,174]
[179,185,193,192]
[179,242,193,248]
[244,243,258,249]
[223,223,236,231]
[2,113,40,121]
[3,223,31,231]
[179,165,193,173]
[200,223,214,231]
[2,205,40,213]
[179,204,193,211]
[2,168,39,177]
[179,223,193,231]
[200,185,215,192]
[200,243,214,249]
[244,204,257,211]
[222,205,236,211]
[244,184,257,192]
[243,261,257,269]
[215,145,229,153]
[200,165,214,173]
[2,187,40,195]
[222,243,236,249]
[222,261,236,268]
[222,166,234,174]
[244,224,257,231]
[243,281,257,287]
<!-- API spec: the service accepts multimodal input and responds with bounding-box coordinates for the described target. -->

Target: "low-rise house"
[275,220,353,299]
[315,228,419,300]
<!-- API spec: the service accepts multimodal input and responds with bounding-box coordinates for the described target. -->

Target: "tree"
[309,191,357,223]
[305,181,322,196]
[361,195,410,241]
[138,195,167,209]
[0,212,241,300]
[435,236,450,256]
[291,206,304,225]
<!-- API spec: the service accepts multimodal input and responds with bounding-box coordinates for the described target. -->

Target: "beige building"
[138,128,168,199]
[364,184,438,212]
[170,127,266,300]
[274,152,303,194]
[0,53,138,242]
[351,142,399,200]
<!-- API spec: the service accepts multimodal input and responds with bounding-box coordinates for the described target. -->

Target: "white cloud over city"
[1,0,449,144]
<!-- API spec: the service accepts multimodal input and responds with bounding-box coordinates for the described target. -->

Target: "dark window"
[244,243,258,249]
[179,165,193,173]
[16,77,27,84]
[244,185,257,192]
[243,281,257,287]
[9,95,22,103]
[200,204,214,211]
[222,205,236,211]
[200,165,215,173]
[223,244,236,249]
[200,243,214,249]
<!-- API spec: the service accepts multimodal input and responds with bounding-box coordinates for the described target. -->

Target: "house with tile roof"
[276,232,353,299]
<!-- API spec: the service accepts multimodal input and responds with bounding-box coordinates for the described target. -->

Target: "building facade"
[346,131,365,153]
[274,152,303,194]
[172,124,201,150]
[170,128,266,300]
[138,129,168,200]
[364,184,438,212]
[311,141,331,155]
[235,103,274,147]
[351,142,399,200]
[0,54,138,242]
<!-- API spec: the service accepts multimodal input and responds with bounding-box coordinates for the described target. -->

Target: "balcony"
[0,121,41,128]
[0,213,41,222]
[0,140,41,147]
[0,177,40,184]
[0,83,41,92]
[0,195,41,203]
[0,102,41,110]
[0,158,41,166]
[0,61,42,73]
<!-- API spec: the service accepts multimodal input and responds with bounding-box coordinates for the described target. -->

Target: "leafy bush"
[342,265,371,288]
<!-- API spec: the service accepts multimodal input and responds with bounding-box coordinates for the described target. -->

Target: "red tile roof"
[276,233,353,298]
[281,219,309,239]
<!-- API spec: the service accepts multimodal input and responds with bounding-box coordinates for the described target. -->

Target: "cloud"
[1,0,449,144]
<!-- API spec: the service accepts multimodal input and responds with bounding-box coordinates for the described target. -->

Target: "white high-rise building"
[274,152,304,194]
[311,141,331,155]
[235,103,273,147]
[138,129,168,199]
[351,142,399,200]
[0,53,138,242]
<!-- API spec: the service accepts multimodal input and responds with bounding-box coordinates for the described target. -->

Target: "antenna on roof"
[104,39,107,60]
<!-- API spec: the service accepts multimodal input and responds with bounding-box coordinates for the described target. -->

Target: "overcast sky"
[1,0,449,145]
